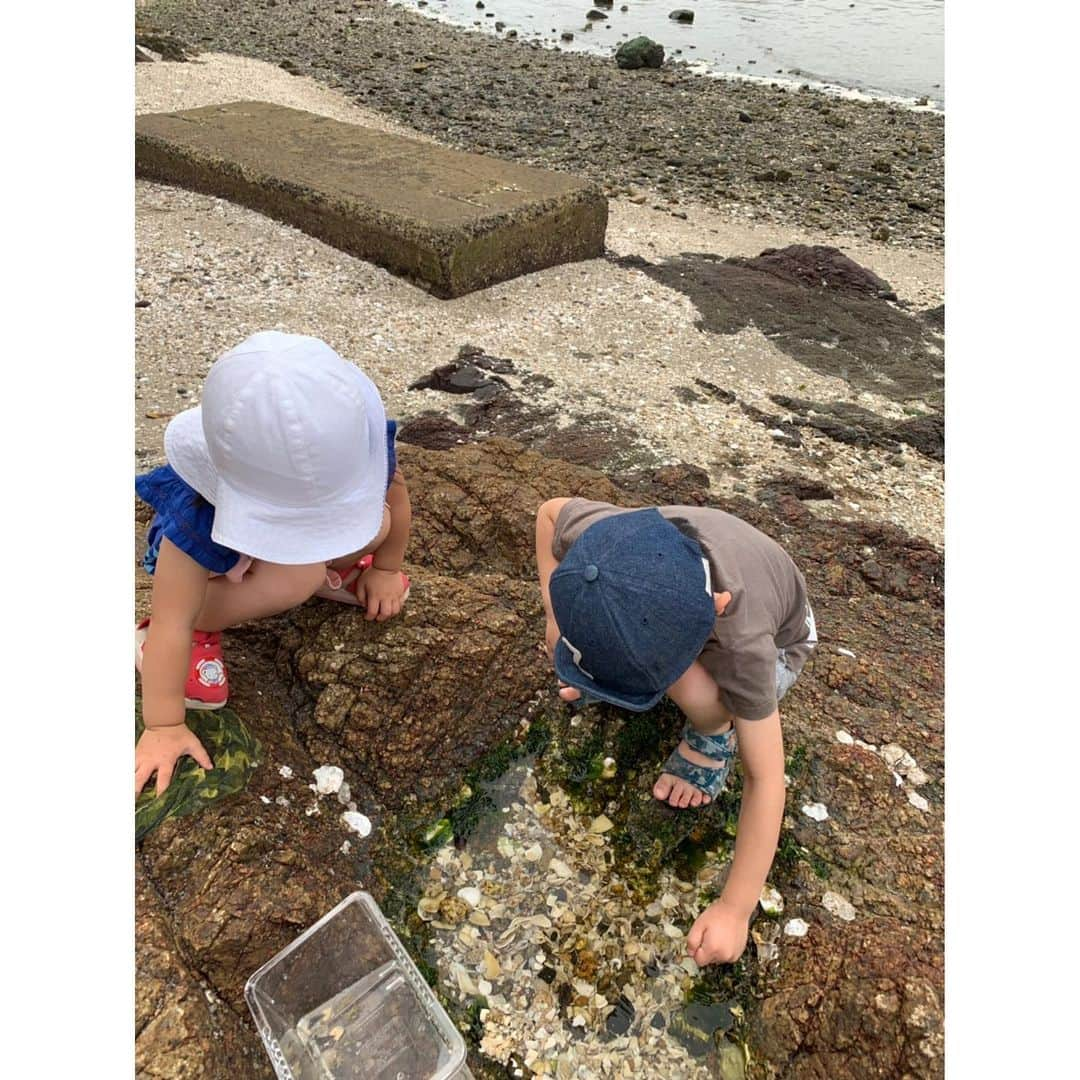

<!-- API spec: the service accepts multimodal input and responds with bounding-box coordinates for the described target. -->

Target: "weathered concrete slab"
[135,100,608,298]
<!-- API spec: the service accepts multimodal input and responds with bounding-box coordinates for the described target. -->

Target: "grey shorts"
[776,602,817,702]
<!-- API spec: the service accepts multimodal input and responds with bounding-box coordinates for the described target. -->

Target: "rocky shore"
[141,0,943,247]
[133,15,944,1078]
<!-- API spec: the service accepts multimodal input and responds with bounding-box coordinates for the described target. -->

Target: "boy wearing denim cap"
[535,498,817,966]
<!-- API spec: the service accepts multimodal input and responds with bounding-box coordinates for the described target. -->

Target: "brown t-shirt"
[552,499,815,720]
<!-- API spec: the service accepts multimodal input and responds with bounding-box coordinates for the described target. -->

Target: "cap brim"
[553,638,667,713]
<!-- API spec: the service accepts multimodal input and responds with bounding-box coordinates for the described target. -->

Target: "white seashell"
[759,886,784,915]
[341,811,372,836]
[589,814,614,834]
[548,858,573,879]
[457,886,482,908]
[757,942,780,962]
[259,795,271,804]
[836,647,856,658]
[822,891,856,921]
[783,918,809,937]
[313,765,344,795]
[835,730,855,745]
[907,790,930,812]
[906,766,929,787]
[278,765,294,779]
[801,802,829,822]
[339,840,351,855]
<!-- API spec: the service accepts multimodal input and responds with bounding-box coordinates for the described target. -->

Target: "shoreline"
[141,0,944,249]
[393,0,946,114]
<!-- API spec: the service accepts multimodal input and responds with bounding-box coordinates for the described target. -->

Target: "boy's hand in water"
[135,724,213,798]
[687,898,750,966]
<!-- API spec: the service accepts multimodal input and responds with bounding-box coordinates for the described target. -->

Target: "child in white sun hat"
[134,331,412,797]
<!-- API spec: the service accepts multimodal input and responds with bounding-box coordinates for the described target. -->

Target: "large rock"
[135,101,608,298]
[615,36,666,70]
[135,436,942,1078]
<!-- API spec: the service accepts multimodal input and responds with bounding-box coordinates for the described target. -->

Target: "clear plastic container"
[245,891,467,1080]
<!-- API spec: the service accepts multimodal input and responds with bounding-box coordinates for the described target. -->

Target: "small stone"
[801,802,829,822]
[907,790,930,812]
[589,814,614,833]
[313,764,344,795]
[906,766,929,787]
[341,811,372,836]
[278,765,294,779]
[586,10,608,20]
[457,886,482,908]
[759,886,784,915]
[784,918,809,937]
[822,891,856,921]
[259,795,271,804]
[548,857,573,878]
[482,949,502,979]
[835,730,855,745]
[871,225,891,241]
[669,9,694,22]
[738,111,753,123]
[340,840,351,855]
[525,842,544,861]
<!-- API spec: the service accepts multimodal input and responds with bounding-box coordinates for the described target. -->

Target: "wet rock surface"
[136,433,942,1078]
[140,1,943,246]
[616,245,945,404]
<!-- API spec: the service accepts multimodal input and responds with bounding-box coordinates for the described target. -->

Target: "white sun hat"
[163,331,388,565]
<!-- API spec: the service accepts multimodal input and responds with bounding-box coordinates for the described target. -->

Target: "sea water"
[284,961,458,1079]
[397,0,944,107]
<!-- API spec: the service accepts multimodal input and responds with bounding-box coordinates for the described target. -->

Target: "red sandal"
[134,618,229,710]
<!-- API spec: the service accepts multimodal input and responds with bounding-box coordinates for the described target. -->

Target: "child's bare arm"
[373,469,411,573]
[357,469,412,621]
[535,498,572,655]
[136,538,214,797]
[687,709,786,965]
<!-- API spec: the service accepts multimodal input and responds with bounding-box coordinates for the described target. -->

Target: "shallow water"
[395,0,944,107]
[414,759,755,1077]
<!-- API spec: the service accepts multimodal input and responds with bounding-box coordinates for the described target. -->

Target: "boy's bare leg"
[194,561,327,632]
[656,660,736,809]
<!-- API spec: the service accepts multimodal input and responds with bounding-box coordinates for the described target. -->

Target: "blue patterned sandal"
[658,723,739,802]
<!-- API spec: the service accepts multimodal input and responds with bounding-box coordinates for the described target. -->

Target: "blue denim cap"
[550,509,717,712]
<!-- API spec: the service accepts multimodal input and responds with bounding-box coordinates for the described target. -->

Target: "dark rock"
[631,247,942,403]
[921,304,944,329]
[279,58,301,74]
[738,110,753,122]
[871,224,891,241]
[495,22,505,31]
[615,35,665,70]
[669,9,695,22]
[586,10,609,21]
[135,298,152,308]
[134,30,191,62]
[692,378,737,404]
[135,44,156,63]
[588,74,600,89]
[408,360,505,395]
[561,31,575,41]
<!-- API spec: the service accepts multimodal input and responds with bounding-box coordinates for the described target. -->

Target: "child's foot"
[653,723,738,809]
[135,619,229,710]
[316,554,411,608]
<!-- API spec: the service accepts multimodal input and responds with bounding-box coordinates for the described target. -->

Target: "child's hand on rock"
[687,897,750,966]
[135,724,213,798]
[355,565,406,621]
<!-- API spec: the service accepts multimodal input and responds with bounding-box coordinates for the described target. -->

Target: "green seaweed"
[135,700,260,842]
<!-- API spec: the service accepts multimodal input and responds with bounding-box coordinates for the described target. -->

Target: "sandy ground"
[136,54,944,546]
